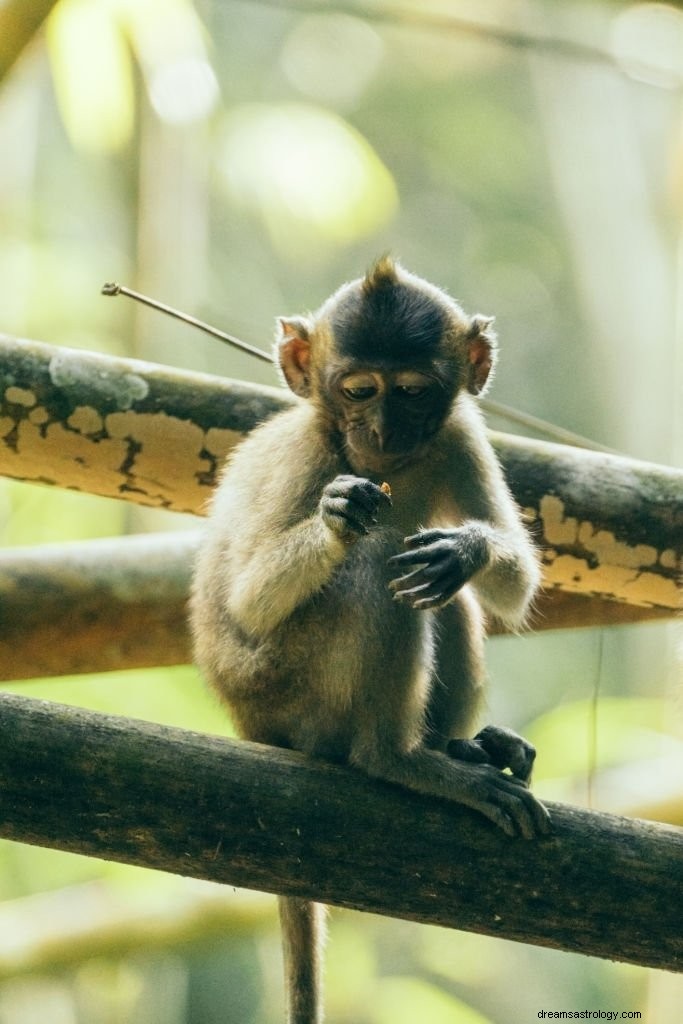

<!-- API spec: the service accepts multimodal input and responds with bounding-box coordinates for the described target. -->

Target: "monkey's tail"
[278,896,326,1024]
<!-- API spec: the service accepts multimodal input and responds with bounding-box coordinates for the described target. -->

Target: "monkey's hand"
[387,525,488,609]
[320,475,392,541]
[448,725,536,784]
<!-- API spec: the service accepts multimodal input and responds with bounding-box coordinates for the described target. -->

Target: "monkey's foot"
[447,724,536,784]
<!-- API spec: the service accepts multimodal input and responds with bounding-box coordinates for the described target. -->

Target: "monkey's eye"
[393,372,432,398]
[395,384,428,398]
[342,384,377,401]
[340,374,378,401]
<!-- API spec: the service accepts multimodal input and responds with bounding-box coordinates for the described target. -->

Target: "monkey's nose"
[370,426,385,452]
[369,415,386,451]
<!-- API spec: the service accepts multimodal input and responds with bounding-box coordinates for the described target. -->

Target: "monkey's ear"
[465,315,497,396]
[276,317,313,397]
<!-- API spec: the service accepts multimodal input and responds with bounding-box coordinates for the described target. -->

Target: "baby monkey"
[190,258,551,1024]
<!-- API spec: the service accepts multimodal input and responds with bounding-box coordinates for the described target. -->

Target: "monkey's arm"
[389,402,540,628]
[214,470,389,638]
[225,515,346,636]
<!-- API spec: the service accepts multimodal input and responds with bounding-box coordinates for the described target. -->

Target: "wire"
[483,399,619,454]
[102,281,619,454]
[101,283,274,365]
[587,630,605,810]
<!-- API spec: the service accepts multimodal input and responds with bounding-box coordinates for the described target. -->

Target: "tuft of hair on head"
[362,255,399,296]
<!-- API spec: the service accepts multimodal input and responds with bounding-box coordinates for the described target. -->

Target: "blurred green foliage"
[0,0,681,1021]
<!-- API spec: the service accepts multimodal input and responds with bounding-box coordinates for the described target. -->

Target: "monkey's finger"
[486,776,551,839]
[391,574,449,601]
[387,562,445,592]
[491,775,553,836]
[347,483,392,514]
[391,581,434,603]
[412,594,452,610]
[387,544,447,568]
[387,570,422,592]
[500,798,536,840]
[393,581,450,602]
[387,550,426,568]
[476,804,517,838]
[325,477,391,514]
[322,500,369,536]
[402,530,449,548]
[447,738,492,765]
[506,793,550,840]
[476,725,536,783]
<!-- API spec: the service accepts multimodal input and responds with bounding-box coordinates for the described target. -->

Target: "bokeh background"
[0,1,681,1021]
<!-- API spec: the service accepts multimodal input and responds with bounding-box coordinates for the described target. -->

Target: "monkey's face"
[330,364,454,473]
[276,259,496,472]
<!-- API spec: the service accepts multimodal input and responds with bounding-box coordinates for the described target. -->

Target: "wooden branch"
[0,335,680,609]
[496,432,682,611]
[0,694,680,972]
[0,334,288,514]
[0,533,675,681]
[0,533,194,679]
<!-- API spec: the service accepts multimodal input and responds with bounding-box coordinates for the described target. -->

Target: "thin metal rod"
[483,398,619,455]
[101,281,616,453]
[101,282,274,364]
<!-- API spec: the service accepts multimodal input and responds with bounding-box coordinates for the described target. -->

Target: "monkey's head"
[276,257,497,473]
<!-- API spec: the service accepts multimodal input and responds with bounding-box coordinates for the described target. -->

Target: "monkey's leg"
[426,589,486,751]
[279,896,325,1024]
[350,592,549,837]
[431,592,537,783]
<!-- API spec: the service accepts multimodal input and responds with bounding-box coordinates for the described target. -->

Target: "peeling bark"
[0,335,680,609]
[0,334,289,513]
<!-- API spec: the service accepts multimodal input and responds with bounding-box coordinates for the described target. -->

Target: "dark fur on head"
[277,257,497,403]
[330,256,447,365]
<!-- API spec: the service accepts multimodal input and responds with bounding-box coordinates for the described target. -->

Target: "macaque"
[190,257,550,1024]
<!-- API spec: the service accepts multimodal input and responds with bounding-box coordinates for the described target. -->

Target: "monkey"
[190,257,551,1024]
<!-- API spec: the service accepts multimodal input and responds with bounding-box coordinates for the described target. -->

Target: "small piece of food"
[380,481,392,497]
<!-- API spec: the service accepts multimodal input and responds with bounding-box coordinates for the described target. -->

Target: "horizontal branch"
[0,334,287,514]
[0,533,674,680]
[0,335,680,609]
[0,694,681,972]
[0,533,195,678]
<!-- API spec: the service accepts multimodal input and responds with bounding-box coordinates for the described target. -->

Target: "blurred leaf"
[372,976,492,1024]
[325,917,377,1017]
[2,665,229,735]
[46,0,134,153]
[418,926,502,986]
[280,14,384,107]
[526,697,669,780]
[0,842,104,901]
[217,103,398,249]
[0,480,125,546]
